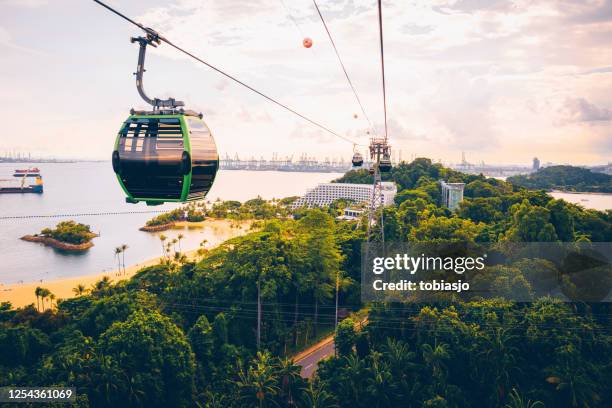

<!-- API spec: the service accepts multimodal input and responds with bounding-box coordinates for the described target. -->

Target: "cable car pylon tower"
[366,0,392,245]
[366,138,391,243]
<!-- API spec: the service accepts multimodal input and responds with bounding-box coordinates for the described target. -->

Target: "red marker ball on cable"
[303,37,313,48]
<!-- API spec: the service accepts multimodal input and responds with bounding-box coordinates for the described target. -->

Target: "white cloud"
[0,0,48,8]
[560,97,612,123]
[1,0,612,164]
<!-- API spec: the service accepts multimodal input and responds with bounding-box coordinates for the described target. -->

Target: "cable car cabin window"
[156,118,184,150]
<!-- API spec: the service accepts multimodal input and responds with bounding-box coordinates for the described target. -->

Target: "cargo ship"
[0,168,44,194]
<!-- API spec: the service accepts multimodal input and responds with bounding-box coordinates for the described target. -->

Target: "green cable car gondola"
[112,112,218,205]
[111,30,218,205]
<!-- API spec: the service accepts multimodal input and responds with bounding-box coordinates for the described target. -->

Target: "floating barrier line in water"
[0,210,168,220]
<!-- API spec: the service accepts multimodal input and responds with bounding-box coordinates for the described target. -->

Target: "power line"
[377,0,389,141]
[91,0,363,146]
[311,0,377,136]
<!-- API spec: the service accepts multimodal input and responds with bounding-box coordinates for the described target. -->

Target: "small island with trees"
[141,197,300,231]
[508,165,612,193]
[140,204,207,232]
[21,220,98,251]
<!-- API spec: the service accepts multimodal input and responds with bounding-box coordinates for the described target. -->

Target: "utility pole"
[257,279,261,349]
[335,271,339,329]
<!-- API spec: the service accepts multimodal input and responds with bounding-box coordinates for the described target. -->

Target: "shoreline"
[20,234,96,251]
[139,218,239,232]
[549,189,612,196]
[1,219,252,309]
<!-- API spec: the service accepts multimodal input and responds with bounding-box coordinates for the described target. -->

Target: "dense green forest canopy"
[2,158,611,407]
[507,165,612,193]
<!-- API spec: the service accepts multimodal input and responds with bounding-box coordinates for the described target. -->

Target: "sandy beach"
[0,219,252,309]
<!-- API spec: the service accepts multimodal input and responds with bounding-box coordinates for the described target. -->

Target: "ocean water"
[0,162,343,284]
[548,191,612,212]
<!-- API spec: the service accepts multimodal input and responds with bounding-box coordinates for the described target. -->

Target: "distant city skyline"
[1,0,612,164]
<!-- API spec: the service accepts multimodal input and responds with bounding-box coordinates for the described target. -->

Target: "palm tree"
[39,288,51,311]
[171,238,178,253]
[235,351,280,408]
[92,276,112,294]
[479,327,519,404]
[277,357,302,406]
[159,234,167,258]
[505,388,544,408]
[422,340,450,381]
[173,252,187,264]
[121,244,128,275]
[92,352,123,405]
[177,234,184,253]
[73,284,87,296]
[114,247,122,276]
[196,248,206,260]
[49,293,56,309]
[34,286,42,311]
[365,353,393,406]
[302,378,337,408]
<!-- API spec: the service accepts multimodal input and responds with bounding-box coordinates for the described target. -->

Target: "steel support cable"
[377,0,389,141]
[279,0,306,38]
[92,0,364,146]
[311,0,378,137]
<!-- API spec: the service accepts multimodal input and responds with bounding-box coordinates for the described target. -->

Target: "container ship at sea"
[0,168,44,194]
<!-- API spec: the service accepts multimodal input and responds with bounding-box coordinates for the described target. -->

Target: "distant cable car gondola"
[352,152,364,167]
[111,30,218,205]
[379,152,392,172]
[352,144,363,167]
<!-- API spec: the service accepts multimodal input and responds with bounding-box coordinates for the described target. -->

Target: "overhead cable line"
[377,0,389,141]
[92,0,363,146]
[279,0,306,38]
[311,0,378,136]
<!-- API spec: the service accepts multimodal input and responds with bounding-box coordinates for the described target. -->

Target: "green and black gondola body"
[112,113,218,205]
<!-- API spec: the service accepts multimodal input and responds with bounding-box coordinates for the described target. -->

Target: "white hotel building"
[292,182,397,209]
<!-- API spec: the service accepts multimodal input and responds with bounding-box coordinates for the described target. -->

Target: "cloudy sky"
[1,0,611,165]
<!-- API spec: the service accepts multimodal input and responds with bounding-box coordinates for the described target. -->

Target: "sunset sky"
[1,0,611,165]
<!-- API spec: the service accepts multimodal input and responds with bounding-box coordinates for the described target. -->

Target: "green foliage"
[504,200,558,242]
[508,165,612,192]
[146,208,185,226]
[0,325,51,367]
[409,216,484,242]
[457,197,503,224]
[317,299,610,408]
[335,318,356,357]
[98,310,196,407]
[465,179,503,198]
[40,221,95,245]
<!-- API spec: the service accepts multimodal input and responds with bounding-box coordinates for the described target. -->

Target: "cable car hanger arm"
[131,32,184,110]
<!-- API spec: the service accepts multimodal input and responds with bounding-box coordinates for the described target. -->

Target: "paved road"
[294,318,367,378]
[295,338,335,378]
